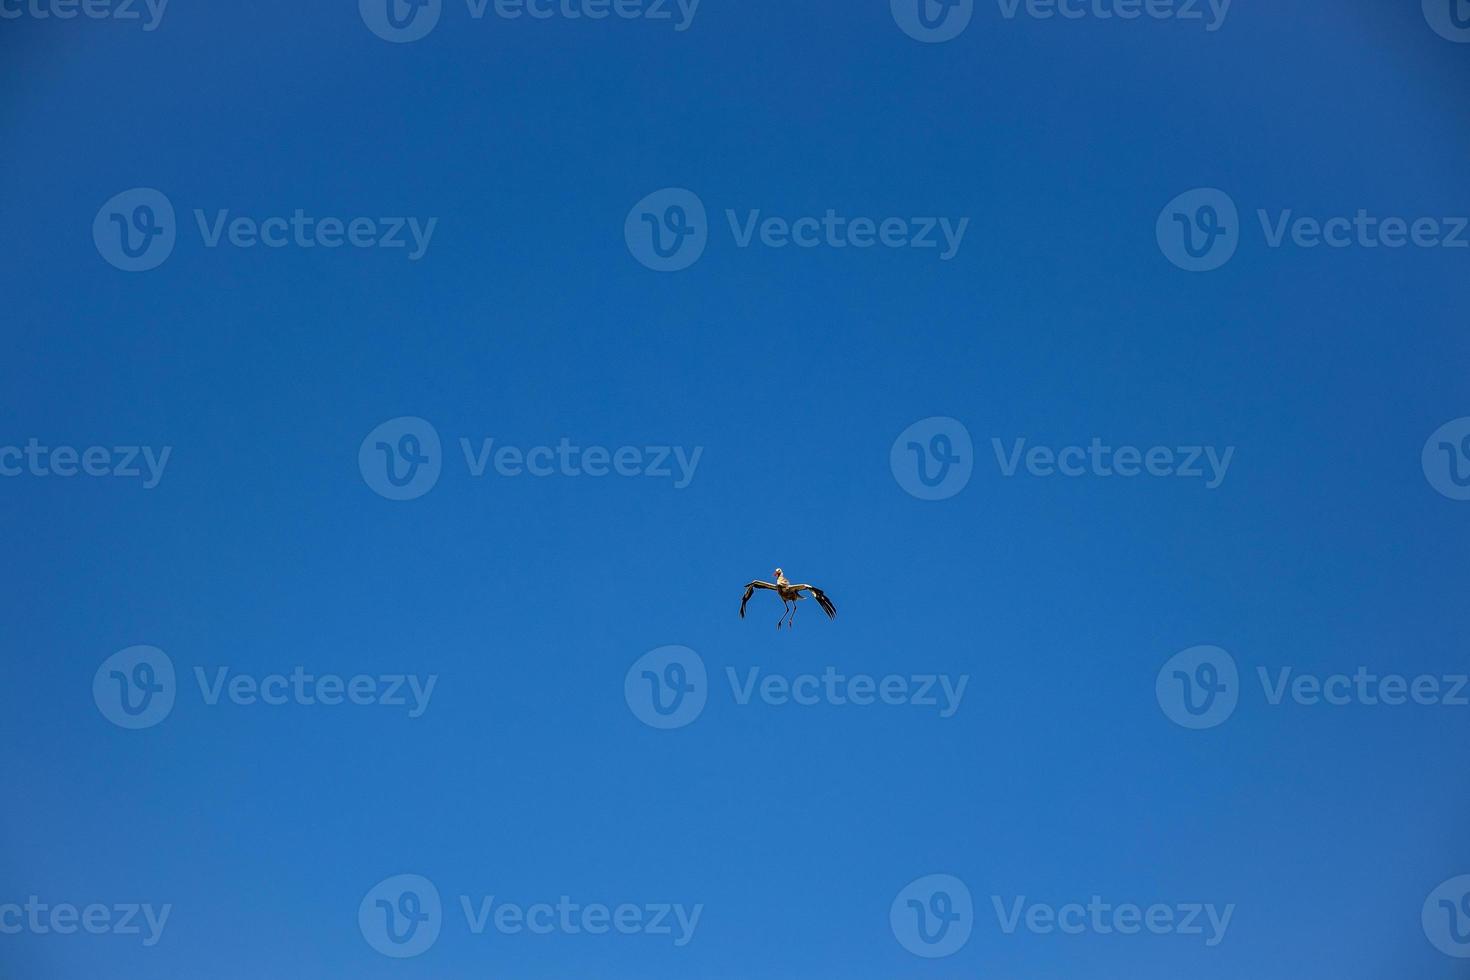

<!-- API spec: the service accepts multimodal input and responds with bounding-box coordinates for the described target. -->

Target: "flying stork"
[740,568,837,629]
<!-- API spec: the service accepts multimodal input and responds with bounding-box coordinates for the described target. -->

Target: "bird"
[740,567,837,629]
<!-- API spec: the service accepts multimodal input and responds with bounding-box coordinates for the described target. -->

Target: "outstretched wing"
[792,584,836,619]
[740,580,779,618]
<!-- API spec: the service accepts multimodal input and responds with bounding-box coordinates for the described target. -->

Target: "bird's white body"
[740,567,836,629]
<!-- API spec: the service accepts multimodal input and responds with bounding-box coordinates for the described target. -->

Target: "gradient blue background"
[3,0,1469,976]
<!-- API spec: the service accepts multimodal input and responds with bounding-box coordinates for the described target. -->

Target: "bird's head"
[774,567,784,580]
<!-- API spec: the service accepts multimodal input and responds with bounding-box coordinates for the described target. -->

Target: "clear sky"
[4,1,1470,977]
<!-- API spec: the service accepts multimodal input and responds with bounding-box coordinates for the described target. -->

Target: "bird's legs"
[777,599,789,629]
[787,600,798,628]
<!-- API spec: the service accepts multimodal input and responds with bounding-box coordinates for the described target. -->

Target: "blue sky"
[4,1,1470,977]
